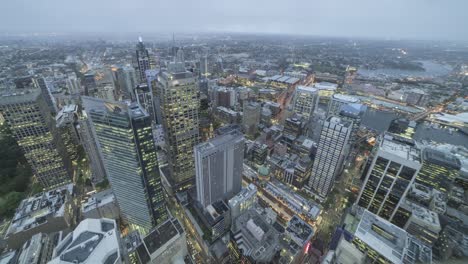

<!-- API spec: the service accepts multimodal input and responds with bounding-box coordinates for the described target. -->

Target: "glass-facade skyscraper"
[82,97,167,234]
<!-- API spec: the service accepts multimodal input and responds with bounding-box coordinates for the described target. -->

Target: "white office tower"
[356,133,421,227]
[327,94,360,118]
[49,218,123,264]
[308,117,352,200]
[195,130,245,208]
[291,86,319,120]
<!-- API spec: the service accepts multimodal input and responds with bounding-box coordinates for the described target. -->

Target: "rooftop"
[55,104,78,127]
[423,148,461,170]
[286,215,314,246]
[49,218,121,264]
[7,184,73,236]
[228,184,257,208]
[232,209,279,262]
[195,129,244,154]
[333,93,359,103]
[355,210,432,264]
[296,85,318,94]
[313,82,338,90]
[141,218,184,257]
[81,189,116,213]
[380,134,421,163]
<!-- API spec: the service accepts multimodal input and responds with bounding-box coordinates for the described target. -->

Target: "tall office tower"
[34,77,58,113]
[308,117,351,200]
[157,62,200,190]
[195,130,244,208]
[291,85,319,121]
[356,133,421,227]
[134,83,156,123]
[175,48,185,63]
[115,66,137,100]
[327,94,360,117]
[416,148,461,193]
[242,101,261,137]
[136,37,151,83]
[78,111,107,184]
[82,97,167,233]
[66,73,81,95]
[0,89,72,188]
[200,54,209,78]
[145,69,162,124]
[83,72,97,96]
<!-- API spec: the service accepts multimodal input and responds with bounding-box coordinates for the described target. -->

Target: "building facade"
[308,117,351,199]
[291,85,319,121]
[0,88,72,188]
[157,62,200,191]
[82,97,167,234]
[195,130,244,208]
[356,134,421,228]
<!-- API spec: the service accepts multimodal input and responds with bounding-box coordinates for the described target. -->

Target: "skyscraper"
[0,89,72,188]
[291,85,319,121]
[195,130,244,208]
[136,37,151,83]
[34,77,58,113]
[115,66,137,100]
[157,62,200,190]
[308,117,352,200]
[134,83,156,123]
[82,97,167,233]
[356,133,421,227]
[242,101,261,137]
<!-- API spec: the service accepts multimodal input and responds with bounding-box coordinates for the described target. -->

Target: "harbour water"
[357,60,453,79]
[362,109,468,148]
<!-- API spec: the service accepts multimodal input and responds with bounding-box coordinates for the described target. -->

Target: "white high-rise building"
[308,117,352,200]
[291,86,319,120]
[195,130,245,208]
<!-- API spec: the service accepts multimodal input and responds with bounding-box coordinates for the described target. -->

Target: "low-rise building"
[81,189,120,220]
[129,218,188,264]
[352,210,432,264]
[231,209,280,263]
[228,184,257,221]
[49,218,124,264]
[5,184,75,249]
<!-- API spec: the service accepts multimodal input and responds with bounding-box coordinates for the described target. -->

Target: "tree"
[0,192,25,219]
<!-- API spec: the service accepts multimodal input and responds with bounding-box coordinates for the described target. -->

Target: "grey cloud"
[0,0,466,41]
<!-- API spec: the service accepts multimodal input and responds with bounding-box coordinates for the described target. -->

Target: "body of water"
[358,60,453,79]
[362,109,468,148]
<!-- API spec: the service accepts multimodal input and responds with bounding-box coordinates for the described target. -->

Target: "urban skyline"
[0,3,468,263]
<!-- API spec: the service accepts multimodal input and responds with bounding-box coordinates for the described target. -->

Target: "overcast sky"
[1,0,466,41]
